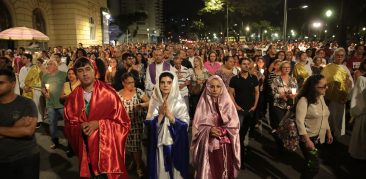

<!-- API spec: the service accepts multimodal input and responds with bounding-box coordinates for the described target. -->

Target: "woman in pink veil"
[191,75,241,179]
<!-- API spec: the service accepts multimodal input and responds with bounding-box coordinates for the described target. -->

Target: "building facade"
[108,0,163,43]
[0,0,110,49]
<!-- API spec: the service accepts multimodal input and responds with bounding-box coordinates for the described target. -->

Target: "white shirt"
[145,62,174,96]
[58,63,68,72]
[174,66,191,97]
[188,56,195,67]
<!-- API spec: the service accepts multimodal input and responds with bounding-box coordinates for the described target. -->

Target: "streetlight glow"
[363,27,366,31]
[301,5,308,9]
[245,26,250,32]
[325,10,333,17]
[312,22,322,28]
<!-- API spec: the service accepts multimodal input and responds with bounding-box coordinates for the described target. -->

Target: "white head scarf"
[146,71,190,146]
[146,71,189,124]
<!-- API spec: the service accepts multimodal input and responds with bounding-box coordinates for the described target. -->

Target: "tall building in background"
[108,0,163,43]
[0,0,110,49]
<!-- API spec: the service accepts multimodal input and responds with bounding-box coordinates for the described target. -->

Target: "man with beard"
[113,52,139,91]
[0,69,39,179]
[64,57,130,179]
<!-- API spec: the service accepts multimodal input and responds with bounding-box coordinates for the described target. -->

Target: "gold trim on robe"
[23,65,42,99]
[321,63,350,103]
[293,62,309,81]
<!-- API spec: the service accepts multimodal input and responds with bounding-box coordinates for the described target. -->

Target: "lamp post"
[283,0,288,42]
[283,1,308,42]
[147,28,149,43]
[226,2,229,42]
[245,26,250,41]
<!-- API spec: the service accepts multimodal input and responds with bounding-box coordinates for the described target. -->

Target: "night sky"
[163,0,204,19]
[163,0,365,38]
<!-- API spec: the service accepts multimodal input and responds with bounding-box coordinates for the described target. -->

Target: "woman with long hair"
[190,56,209,117]
[105,57,118,85]
[191,75,240,179]
[215,56,238,88]
[296,74,333,178]
[204,51,221,76]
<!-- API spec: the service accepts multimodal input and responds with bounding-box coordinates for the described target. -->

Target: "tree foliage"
[200,0,280,17]
[111,12,148,37]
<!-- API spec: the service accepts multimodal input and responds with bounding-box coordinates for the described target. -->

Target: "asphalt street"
[36,121,365,179]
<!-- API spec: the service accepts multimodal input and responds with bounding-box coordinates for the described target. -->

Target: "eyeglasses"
[317,85,328,89]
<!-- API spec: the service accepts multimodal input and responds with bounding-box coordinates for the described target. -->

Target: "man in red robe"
[64,57,130,179]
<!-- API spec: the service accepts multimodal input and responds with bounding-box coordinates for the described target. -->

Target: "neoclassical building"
[0,0,110,49]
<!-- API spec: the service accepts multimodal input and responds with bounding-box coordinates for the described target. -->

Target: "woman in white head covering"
[145,71,189,179]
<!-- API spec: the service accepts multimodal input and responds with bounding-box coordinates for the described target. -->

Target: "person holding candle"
[64,57,131,178]
[41,59,67,149]
[271,61,298,154]
[105,57,117,85]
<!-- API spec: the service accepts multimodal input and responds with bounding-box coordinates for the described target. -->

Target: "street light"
[312,22,322,28]
[147,28,150,43]
[312,22,322,40]
[245,26,250,32]
[325,10,333,18]
[363,27,366,31]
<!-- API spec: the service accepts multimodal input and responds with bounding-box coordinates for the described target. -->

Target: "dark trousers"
[270,106,288,152]
[0,152,40,179]
[238,110,254,148]
[299,136,321,179]
[189,94,200,119]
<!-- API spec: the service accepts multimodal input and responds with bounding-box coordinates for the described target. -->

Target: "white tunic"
[349,76,366,159]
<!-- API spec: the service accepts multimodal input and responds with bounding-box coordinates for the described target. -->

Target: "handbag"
[277,109,300,151]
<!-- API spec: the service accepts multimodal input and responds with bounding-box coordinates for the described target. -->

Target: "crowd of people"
[0,40,365,179]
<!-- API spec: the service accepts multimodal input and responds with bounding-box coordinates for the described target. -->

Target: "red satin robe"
[64,80,131,179]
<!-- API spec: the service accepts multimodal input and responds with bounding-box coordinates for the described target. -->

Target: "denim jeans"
[48,108,64,143]
[237,110,254,147]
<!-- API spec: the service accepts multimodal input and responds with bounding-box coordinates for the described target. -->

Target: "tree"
[188,20,206,40]
[200,0,280,17]
[111,12,148,37]
[199,0,281,37]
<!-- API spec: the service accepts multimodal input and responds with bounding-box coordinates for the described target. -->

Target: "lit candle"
[291,87,297,95]
[108,66,112,72]
[260,69,265,74]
